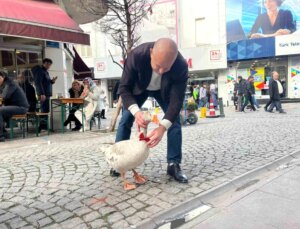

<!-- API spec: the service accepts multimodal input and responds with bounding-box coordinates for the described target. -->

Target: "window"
[195,17,209,46]
[75,45,92,58]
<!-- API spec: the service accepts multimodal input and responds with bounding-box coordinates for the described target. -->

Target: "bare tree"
[80,0,156,131]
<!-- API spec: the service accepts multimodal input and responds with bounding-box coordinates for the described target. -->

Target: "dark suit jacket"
[118,42,188,123]
[269,80,281,101]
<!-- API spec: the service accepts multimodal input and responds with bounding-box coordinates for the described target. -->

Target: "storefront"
[0,0,91,97]
[220,0,300,106]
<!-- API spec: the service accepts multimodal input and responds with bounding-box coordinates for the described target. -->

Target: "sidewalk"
[186,160,300,229]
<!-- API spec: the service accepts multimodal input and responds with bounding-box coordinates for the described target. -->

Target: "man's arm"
[118,52,138,110]
[34,68,45,96]
[2,82,17,100]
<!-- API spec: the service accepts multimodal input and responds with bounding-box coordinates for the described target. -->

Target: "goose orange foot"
[124,181,136,190]
[132,169,147,184]
[121,172,136,190]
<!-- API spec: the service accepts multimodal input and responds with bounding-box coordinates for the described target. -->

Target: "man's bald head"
[272,71,279,80]
[150,38,178,75]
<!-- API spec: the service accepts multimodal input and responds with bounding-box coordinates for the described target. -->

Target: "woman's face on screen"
[264,0,279,11]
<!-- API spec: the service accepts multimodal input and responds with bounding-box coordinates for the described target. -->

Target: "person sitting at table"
[17,70,37,112]
[64,80,84,131]
[0,71,29,142]
[75,77,100,131]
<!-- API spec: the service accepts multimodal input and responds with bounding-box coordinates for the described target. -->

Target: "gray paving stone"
[107,212,124,224]
[82,212,101,222]
[0,224,8,229]
[111,219,130,229]
[59,217,84,228]
[7,217,27,228]
[44,206,63,216]
[74,207,92,216]
[89,219,106,228]
[51,211,73,223]
[37,217,53,227]
[0,213,16,223]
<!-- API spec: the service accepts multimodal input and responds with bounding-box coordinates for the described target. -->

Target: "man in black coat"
[115,38,188,183]
[241,76,256,112]
[236,76,247,111]
[267,71,286,113]
[32,58,57,113]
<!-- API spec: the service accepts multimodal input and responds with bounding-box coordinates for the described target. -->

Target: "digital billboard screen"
[226,0,300,43]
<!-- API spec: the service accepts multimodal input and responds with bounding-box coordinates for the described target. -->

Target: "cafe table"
[50,98,85,133]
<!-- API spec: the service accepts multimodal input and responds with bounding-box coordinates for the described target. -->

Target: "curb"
[135,149,300,229]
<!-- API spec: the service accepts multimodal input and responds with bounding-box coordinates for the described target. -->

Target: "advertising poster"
[226,0,300,60]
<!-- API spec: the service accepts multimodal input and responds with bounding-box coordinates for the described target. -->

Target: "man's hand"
[134,111,148,131]
[147,125,166,148]
[40,95,46,102]
[52,76,58,82]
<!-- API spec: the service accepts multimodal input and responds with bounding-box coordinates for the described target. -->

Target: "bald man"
[113,38,188,183]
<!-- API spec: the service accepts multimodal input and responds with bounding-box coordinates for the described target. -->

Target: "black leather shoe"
[110,168,120,177]
[167,163,188,183]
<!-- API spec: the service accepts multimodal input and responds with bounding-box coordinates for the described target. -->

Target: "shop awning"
[0,0,90,45]
[73,47,93,80]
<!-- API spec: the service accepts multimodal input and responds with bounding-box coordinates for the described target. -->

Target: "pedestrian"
[210,83,218,109]
[0,71,29,142]
[95,80,107,119]
[193,84,200,106]
[17,70,37,112]
[199,83,208,108]
[241,76,256,112]
[232,80,238,111]
[64,80,84,131]
[264,75,275,111]
[267,71,286,114]
[236,76,247,111]
[32,58,57,131]
[113,38,188,183]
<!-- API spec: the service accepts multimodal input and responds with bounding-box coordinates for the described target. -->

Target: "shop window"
[16,52,27,65]
[29,53,39,64]
[1,50,14,67]
[75,45,92,58]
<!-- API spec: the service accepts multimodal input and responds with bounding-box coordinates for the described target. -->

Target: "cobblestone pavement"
[1,104,300,228]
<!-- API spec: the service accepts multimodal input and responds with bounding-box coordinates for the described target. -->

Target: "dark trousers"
[39,97,50,129]
[268,100,283,112]
[100,109,106,118]
[115,90,182,164]
[0,106,28,136]
[264,99,272,109]
[241,94,256,111]
[65,108,81,127]
[40,97,50,113]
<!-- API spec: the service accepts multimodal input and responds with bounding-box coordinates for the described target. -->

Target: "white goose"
[102,111,152,190]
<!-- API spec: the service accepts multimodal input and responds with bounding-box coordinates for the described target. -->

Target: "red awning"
[73,47,93,80]
[0,0,90,45]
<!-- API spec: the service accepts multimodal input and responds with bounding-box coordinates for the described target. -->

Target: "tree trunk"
[108,97,122,132]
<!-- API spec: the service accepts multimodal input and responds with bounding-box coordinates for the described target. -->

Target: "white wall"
[178,0,226,48]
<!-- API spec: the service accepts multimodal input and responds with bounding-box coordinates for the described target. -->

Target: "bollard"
[218,98,225,118]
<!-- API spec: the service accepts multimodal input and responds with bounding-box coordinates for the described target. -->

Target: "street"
[1,104,300,228]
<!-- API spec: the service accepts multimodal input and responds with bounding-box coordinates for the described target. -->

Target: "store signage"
[275,34,300,56]
[96,61,106,72]
[210,50,222,61]
[46,41,60,48]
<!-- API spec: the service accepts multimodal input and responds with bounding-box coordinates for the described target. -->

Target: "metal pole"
[219,97,225,118]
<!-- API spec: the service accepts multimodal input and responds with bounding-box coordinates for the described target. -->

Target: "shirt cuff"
[160,119,172,130]
[128,104,140,116]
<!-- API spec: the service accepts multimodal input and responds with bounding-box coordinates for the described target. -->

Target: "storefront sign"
[180,45,227,71]
[275,34,300,56]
